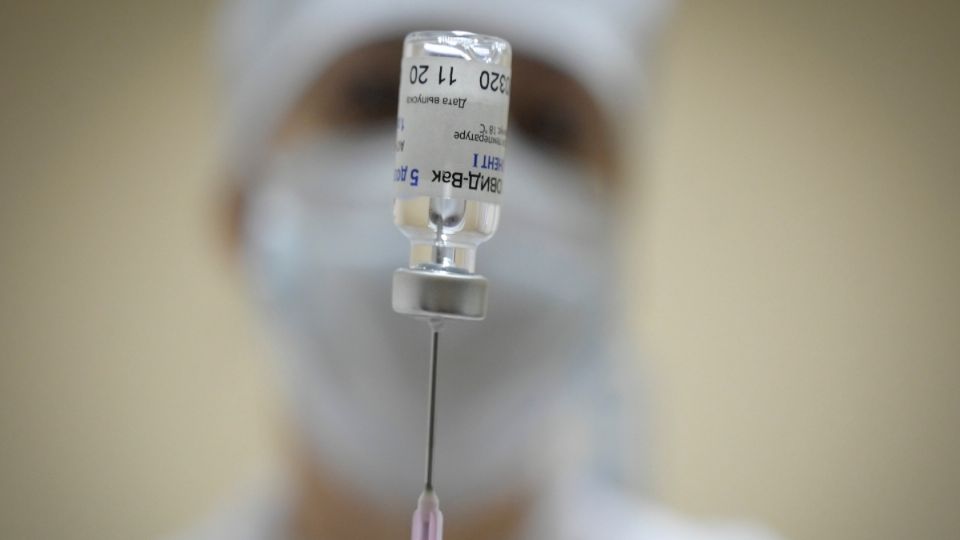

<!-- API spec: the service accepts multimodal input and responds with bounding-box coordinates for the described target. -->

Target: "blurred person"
[180,0,778,539]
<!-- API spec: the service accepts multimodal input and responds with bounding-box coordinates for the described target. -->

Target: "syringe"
[390,31,512,540]
[409,320,443,540]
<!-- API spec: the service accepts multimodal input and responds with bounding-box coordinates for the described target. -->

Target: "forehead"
[314,38,599,98]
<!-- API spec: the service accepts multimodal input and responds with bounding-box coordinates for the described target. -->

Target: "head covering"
[216,0,672,177]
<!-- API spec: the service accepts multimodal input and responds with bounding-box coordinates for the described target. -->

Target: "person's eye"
[511,103,586,155]
[328,73,399,126]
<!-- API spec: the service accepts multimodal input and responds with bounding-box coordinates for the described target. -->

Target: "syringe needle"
[411,319,444,540]
[425,320,440,490]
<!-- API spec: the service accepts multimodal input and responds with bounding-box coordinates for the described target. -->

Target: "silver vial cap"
[392,267,488,320]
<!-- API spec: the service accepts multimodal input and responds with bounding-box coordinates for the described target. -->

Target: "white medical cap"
[217,0,672,176]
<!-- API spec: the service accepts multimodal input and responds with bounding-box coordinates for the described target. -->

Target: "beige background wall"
[1,1,957,539]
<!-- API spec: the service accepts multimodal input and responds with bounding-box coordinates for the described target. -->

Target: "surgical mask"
[242,126,616,518]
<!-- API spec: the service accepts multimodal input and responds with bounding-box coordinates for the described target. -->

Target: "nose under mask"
[242,128,617,517]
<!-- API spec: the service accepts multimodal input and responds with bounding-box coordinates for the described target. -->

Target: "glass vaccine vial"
[392,31,511,320]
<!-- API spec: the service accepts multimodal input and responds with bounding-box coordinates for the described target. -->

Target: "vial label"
[394,57,510,204]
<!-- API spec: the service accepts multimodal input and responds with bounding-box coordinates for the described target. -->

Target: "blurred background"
[1,1,958,539]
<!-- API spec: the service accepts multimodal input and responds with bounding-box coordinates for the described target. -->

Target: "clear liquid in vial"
[393,196,499,273]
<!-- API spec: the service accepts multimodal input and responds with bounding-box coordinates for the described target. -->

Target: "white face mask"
[242,127,616,517]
